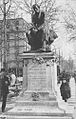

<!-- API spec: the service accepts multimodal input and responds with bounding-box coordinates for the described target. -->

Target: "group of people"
[0,69,16,113]
[26,4,58,51]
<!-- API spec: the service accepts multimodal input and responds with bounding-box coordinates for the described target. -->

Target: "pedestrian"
[60,79,71,102]
[1,68,10,113]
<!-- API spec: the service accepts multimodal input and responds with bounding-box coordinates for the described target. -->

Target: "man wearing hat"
[1,68,10,112]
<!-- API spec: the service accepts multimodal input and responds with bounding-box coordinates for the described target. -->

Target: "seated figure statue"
[26,4,45,51]
[26,4,58,52]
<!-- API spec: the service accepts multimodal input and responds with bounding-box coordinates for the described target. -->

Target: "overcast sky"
[53,0,76,60]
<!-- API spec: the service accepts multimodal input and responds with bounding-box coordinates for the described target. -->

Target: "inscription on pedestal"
[27,62,47,91]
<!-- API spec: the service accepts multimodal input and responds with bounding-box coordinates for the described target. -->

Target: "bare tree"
[62,5,76,41]
[13,0,60,30]
[0,0,19,69]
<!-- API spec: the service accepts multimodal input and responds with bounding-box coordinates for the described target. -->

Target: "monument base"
[3,52,73,119]
[2,115,73,119]
[3,100,73,119]
[4,92,74,119]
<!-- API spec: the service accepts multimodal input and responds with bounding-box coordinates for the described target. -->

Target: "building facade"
[0,18,30,76]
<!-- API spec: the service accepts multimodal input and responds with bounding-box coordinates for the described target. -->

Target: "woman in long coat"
[60,79,71,102]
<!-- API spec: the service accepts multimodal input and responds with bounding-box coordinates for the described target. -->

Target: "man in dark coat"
[1,68,10,112]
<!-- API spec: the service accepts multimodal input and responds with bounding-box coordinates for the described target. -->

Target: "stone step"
[68,98,76,106]
[3,106,73,119]
[5,112,72,117]
[0,115,73,119]
[15,101,58,107]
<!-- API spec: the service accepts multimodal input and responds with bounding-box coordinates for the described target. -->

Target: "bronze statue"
[26,4,58,52]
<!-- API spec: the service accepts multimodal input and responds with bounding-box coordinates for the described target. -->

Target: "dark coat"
[32,11,45,28]
[60,82,71,101]
[28,28,44,50]
[1,75,10,96]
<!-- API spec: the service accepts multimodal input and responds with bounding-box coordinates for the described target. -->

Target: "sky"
[53,0,76,60]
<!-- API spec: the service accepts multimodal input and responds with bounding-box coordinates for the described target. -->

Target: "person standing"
[10,71,16,86]
[60,80,71,102]
[1,68,10,112]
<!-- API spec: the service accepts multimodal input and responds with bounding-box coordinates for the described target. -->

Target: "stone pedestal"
[18,52,57,101]
[6,52,73,119]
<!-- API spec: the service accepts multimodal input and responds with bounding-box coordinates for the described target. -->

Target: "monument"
[5,52,74,119]
[4,4,74,119]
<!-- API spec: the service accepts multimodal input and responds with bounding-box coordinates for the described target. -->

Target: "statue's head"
[32,4,40,13]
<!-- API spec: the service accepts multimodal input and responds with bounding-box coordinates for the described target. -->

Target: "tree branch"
[13,0,31,14]
[0,6,4,13]
[7,4,12,14]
